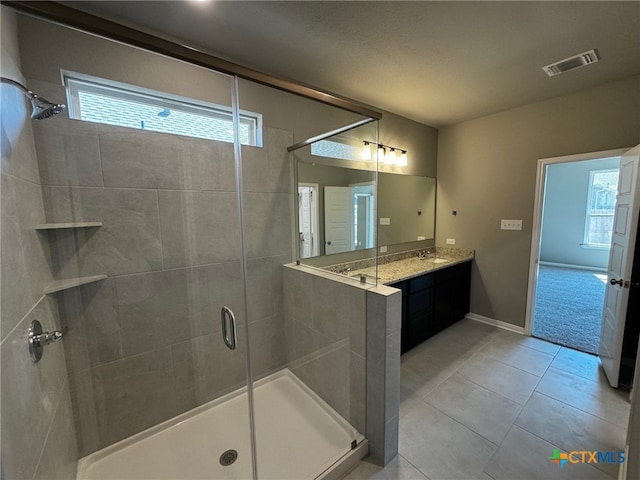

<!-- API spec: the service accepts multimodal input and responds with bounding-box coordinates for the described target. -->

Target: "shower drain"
[219,449,238,466]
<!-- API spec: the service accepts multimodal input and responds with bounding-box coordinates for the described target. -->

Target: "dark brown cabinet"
[391,260,472,354]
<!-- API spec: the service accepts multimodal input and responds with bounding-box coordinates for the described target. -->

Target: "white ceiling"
[64,1,640,127]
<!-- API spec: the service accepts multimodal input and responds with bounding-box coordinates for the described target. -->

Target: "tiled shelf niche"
[35,222,103,230]
[37,222,107,294]
[43,275,108,295]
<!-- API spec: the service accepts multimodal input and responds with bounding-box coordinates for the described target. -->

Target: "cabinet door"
[453,261,472,322]
[434,279,454,333]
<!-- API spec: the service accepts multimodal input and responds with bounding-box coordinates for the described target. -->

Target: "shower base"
[77,369,366,480]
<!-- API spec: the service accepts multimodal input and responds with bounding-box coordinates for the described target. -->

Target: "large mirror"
[298,162,436,258]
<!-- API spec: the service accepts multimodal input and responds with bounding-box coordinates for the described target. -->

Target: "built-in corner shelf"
[35,222,103,230]
[43,275,108,295]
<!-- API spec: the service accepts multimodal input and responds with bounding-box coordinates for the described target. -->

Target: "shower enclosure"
[1,6,379,479]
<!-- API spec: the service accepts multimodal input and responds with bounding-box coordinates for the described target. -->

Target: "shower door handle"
[220,306,237,350]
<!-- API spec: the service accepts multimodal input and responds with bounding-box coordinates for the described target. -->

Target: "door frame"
[298,182,319,258]
[524,148,630,336]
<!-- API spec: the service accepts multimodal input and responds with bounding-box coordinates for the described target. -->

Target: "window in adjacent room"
[584,168,619,247]
[63,71,262,146]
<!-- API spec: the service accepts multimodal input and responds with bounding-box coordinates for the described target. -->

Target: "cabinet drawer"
[408,288,434,317]
[409,273,434,293]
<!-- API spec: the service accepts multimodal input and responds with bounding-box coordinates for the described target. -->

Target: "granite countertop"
[343,247,474,285]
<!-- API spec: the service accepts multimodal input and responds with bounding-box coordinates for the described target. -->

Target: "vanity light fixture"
[386,148,397,165]
[369,143,409,167]
[398,150,408,167]
[361,141,372,161]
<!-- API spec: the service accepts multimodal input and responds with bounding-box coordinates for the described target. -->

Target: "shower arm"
[1,76,37,99]
[0,76,66,120]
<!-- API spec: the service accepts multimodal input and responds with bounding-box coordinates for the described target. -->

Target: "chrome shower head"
[30,95,66,120]
[1,76,66,120]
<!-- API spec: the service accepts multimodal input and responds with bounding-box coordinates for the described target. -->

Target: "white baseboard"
[539,261,607,272]
[466,313,526,335]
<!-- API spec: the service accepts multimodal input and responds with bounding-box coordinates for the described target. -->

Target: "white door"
[599,145,640,387]
[298,184,318,258]
[324,186,353,255]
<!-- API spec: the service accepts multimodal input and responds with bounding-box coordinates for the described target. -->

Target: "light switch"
[380,217,391,225]
[501,219,522,230]
[379,246,388,253]
[446,238,456,245]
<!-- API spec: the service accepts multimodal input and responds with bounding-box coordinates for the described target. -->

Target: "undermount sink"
[419,257,449,264]
[431,258,449,264]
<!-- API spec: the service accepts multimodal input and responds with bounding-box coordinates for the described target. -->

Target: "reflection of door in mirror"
[298,183,319,258]
[324,184,375,255]
[324,186,352,254]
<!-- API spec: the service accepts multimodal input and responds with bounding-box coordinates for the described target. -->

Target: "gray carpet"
[532,265,605,354]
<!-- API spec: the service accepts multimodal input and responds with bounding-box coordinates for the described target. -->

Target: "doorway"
[526,149,626,354]
[298,183,319,258]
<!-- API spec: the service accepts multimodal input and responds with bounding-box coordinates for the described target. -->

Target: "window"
[63,72,262,146]
[311,139,360,161]
[584,169,619,247]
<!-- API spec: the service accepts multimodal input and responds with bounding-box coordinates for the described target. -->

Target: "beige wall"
[437,75,640,327]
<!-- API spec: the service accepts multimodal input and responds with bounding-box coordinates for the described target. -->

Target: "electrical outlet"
[379,217,391,225]
[501,219,522,230]
[379,245,388,253]
[446,238,456,245]
[417,236,426,241]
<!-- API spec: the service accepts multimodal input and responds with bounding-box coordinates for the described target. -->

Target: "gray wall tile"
[35,129,103,186]
[42,186,163,277]
[249,315,287,379]
[100,129,236,191]
[72,348,180,451]
[1,174,53,341]
[33,381,79,480]
[158,190,241,268]
[57,279,122,371]
[242,127,293,194]
[244,192,292,258]
[172,330,249,406]
[1,296,68,480]
[115,262,245,357]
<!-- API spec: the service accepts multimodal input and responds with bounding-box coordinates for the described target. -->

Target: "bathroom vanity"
[389,260,471,353]
[323,247,474,354]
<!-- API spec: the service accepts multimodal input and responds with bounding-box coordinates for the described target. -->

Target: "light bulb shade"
[398,150,408,167]
[385,148,397,165]
[377,146,385,163]
[361,142,372,161]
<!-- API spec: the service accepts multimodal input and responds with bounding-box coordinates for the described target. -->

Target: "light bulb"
[386,148,397,165]
[398,150,408,167]
[361,142,372,161]
[377,145,385,163]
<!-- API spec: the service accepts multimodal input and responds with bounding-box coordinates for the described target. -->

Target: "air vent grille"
[543,49,600,77]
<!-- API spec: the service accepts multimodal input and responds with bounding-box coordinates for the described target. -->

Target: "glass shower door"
[237,76,376,479]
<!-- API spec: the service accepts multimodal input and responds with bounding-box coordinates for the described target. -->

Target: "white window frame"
[583,168,619,249]
[62,70,262,146]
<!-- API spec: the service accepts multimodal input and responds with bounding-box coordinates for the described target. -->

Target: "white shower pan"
[77,369,366,480]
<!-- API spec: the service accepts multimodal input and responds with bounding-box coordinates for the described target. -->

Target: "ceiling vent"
[542,49,600,77]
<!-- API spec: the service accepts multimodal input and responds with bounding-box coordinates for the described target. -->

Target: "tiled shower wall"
[283,266,367,435]
[1,9,77,479]
[29,79,293,455]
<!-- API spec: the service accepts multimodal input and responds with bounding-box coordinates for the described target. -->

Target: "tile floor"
[344,319,631,480]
